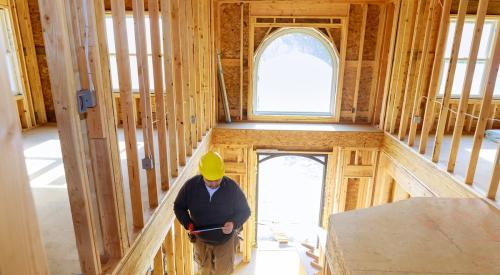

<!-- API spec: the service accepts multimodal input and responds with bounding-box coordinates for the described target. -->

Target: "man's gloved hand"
[188,223,196,243]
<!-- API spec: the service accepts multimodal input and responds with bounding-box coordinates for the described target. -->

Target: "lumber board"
[164,228,176,275]
[488,142,500,200]
[249,2,349,17]
[38,0,102,272]
[149,0,171,188]
[352,4,368,123]
[110,0,144,228]
[186,0,198,151]
[0,30,49,274]
[132,0,158,208]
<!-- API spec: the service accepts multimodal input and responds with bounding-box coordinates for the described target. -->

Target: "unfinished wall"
[216,1,385,123]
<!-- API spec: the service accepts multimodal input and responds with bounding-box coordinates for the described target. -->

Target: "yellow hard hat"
[199,151,225,181]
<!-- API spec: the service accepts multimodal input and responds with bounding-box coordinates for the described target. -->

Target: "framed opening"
[252,28,339,118]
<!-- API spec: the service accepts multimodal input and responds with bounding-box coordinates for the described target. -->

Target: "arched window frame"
[251,27,340,120]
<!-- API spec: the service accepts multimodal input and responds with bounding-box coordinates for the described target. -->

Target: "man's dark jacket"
[174,175,251,244]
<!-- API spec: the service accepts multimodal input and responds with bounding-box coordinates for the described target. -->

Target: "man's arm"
[230,183,251,229]
[174,183,193,230]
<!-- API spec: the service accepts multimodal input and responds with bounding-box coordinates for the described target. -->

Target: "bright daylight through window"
[254,28,338,116]
[438,18,500,97]
[0,9,24,96]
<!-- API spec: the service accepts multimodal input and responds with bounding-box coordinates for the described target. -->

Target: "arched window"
[253,28,339,117]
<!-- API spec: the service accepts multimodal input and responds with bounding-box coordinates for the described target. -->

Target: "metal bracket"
[412,116,422,124]
[77,89,96,114]
[142,157,154,170]
[191,115,196,124]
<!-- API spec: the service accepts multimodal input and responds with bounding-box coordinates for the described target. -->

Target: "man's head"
[199,151,225,188]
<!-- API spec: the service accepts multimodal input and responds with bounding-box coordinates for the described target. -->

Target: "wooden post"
[352,4,368,123]
[149,0,171,189]
[38,0,102,272]
[110,0,144,228]
[183,232,194,275]
[447,0,489,172]
[68,0,130,259]
[180,0,194,156]
[239,2,244,120]
[418,0,453,154]
[398,0,431,140]
[408,0,437,146]
[168,0,188,166]
[187,0,198,149]
[0,33,49,274]
[193,0,204,141]
[335,7,350,121]
[465,18,500,184]
[132,0,158,207]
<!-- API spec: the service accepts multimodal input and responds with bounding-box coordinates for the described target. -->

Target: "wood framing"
[0,35,49,274]
[132,0,158,207]
[38,0,102,272]
[430,0,468,163]
[161,0,181,175]
[149,0,171,188]
[418,0,452,154]
[110,0,144,228]
[465,17,500,184]
[447,0,489,172]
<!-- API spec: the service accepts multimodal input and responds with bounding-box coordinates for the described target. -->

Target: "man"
[174,151,251,275]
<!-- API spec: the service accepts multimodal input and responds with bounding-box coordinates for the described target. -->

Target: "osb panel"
[222,64,242,119]
[27,0,44,46]
[341,65,357,112]
[36,55,56,122]
[243,4,250,119]
[363,5,380,61]
[345,178,360,211]
[358,65,373,112]
[346,4,363,61]
[254,27,269,51]
[220,3,241,59]
[330,28,342,53]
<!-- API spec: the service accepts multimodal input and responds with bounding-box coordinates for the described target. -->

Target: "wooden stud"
[11,0,47,124]
[132,0,158,208]
[186,0,197,150]
[488,142,500,200]
[335,6,350,121]
[466,20,500,184]
[488,104,497,129]
[149,0,171,187]
[164,228,176,274]
[388,0,418,134]
[151,246,164,275]
[110,0,144,228]
[352,4,368,123]
[368,4,387,124]
[0,35,49,274]
[378,0,401,129]
[170,0,188,165]
[418,0,453,154]
[398,0,431,140]
[193,0,204,142]
[383,0,408,131]
[161,0,181,175]
[447,0,489,172]
[181,0,194,155]
[68,0,130,259]
[38,0,102,271]
[174,219,185,275]
[467,104,477,133]
[408,0,438,146]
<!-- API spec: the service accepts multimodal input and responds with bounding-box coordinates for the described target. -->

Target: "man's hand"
[222,221,234,234]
